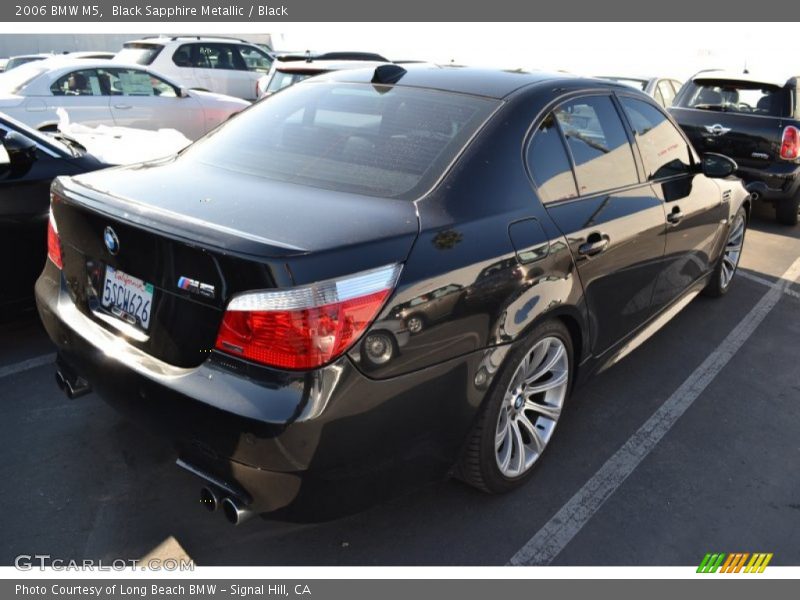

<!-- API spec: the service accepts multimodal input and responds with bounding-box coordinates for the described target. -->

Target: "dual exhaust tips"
[200,486,253,526]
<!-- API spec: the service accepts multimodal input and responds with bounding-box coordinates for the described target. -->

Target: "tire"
[405,314,426,335]
[704,207,747,298]
[776,193,800,226]
[456,319,573,494]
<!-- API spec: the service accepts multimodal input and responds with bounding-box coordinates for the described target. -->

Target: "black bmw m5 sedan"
[36,64,750,523]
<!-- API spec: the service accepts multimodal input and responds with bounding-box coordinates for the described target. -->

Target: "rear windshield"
[186,82,500,198]
[116,43,163,66]
[5,56,46,71]
[676,79,788,117]
[266,70,316,94]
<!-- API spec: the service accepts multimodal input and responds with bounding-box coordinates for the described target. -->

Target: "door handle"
[667,207,684,225]
[113,104,132,110]
[578,233,610,257]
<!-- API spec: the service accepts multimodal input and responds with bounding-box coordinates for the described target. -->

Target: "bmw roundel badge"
[103,226,120,256]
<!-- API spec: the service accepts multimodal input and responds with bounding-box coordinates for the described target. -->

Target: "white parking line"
[738,269,800,300]
[508,258,800,566]
[0,353,56,380]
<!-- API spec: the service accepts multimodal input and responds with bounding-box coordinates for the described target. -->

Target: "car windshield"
[186,81,500,198]
[116,43,163,66]
[676,79,786,116]
[5,56,46,71]
[266,70,315,93]
[0,63,47,93]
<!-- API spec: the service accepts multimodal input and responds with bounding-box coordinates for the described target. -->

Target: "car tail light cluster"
[214,264,402,370]
[780,126,800,160]
[47,209,63,270]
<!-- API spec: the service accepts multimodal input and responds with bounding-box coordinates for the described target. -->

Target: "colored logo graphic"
[697,552,773,573]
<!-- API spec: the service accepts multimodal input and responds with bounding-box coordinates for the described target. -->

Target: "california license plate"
[101,266,154,331]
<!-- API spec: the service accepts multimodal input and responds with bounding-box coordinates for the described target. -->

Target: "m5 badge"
[177,276,216,299]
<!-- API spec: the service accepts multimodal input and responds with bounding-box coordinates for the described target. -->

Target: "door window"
[619,96,692,180]
[526,113,578,203]
[189,44,246,71]
[554,95,639,196]
[105,68,179,97]
[657,80,676,107]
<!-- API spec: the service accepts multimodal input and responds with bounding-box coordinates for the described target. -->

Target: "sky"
[270,22,793,82]
[0,22,793,83]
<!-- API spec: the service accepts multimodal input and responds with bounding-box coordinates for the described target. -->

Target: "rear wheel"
[457,320,573,493]
[704,207,747,298]
[776,193,800,226]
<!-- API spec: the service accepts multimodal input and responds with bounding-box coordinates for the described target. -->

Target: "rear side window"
[620,97,692,180]
[179,43,246,70]
[657,80,676,107]
[526,114,577,203]
[554,96,638,196]
[185,82,500,198]
[116,43,163,66]
[50,69,106,96]
[676,79,787,117]
[237,45,273,73]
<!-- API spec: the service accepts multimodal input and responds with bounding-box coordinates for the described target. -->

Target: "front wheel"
[456,320,573,494]
[776,193,800,226]
[704,207,747,298]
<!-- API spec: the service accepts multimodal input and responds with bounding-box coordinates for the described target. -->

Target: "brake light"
[47,210,63,269]
[780,126,800,160]
[215,264,401,370]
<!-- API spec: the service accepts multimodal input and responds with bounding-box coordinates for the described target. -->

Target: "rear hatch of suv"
[670,76,794,170]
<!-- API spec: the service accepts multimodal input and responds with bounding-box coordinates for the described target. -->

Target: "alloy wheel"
[721,214,745,289]
[494,336,569,478]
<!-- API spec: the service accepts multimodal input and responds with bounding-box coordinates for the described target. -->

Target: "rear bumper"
[35,261,494,516]
[737,166,800,203]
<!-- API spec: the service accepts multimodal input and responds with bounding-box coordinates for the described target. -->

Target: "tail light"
[780,126,799,160]
[47,209,63,270]
[215,264,402,370]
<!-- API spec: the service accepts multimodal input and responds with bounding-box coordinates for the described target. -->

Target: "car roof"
[314,63,592,99]
[690,70,795,88]
[276,60,390,73]
[124,36,258,46]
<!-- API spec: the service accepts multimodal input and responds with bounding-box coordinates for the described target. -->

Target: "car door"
[190,43,253,99]
[46,68,114,127]
[235,44,273,100]
[106,67,206,139]
[529,95,667,356]
[0,126,70,308]
[618,95,727,310]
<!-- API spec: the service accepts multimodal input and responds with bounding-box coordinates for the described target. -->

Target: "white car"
[0,58,250,140]
[116,36,274,101]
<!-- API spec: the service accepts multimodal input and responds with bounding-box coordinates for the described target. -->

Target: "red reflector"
[47,212,63,269]
[780,126,799,160]
[215,289,390,370]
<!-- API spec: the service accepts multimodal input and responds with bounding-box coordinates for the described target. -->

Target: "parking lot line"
[508,259,800,566]
[738,270,800,300]
[0,353,56,380]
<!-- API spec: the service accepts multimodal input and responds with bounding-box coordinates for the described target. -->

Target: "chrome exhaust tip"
[200,486,221,512]
[221,496,254,526]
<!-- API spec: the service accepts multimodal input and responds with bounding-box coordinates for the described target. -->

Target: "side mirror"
[700,153,737,178]
[2,131,38,175]
[178,87,190,98]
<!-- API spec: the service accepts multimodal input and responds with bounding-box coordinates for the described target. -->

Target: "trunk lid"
[670,106,793,170]
[52,159,419,368]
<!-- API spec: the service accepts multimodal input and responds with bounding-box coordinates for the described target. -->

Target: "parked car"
[37,65,750,522]
[256,52,390,98]
[0,58,249,139]
[598,76,682,107]
[0,113,105,312]
[670,70,800,225]
[4,53,55,71]
[115,36,274,100]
